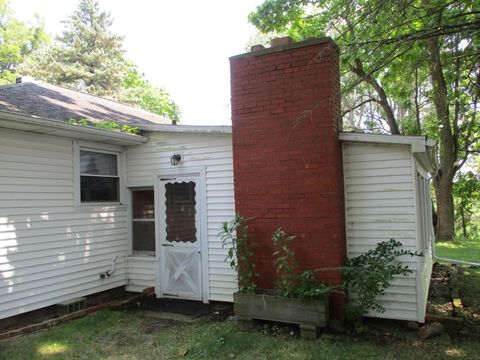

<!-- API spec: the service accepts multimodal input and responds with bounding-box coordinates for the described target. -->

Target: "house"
[0,37,435,324]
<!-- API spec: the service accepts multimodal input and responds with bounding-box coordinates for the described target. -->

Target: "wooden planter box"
[234,291,329,339]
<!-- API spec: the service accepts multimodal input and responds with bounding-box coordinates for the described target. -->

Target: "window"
[79,150,119,203]
[132,189,155,255]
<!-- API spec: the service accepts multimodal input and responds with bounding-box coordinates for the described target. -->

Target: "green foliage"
[20,0,180,121]
[120,63,180,121]
[68,117,140,134]
[120,125,141,135]
[21,0,126,96]
[295,270,331,300]
[250,0,480,241]
[342,239,422,327]
[272,228,330,300]
[94,121,121,130]
[220,221,330,299]
[0,0,49,84]
[272,228,298,296]
[219,215,258,293]
[249,0,478,138]
[453,171,480,238]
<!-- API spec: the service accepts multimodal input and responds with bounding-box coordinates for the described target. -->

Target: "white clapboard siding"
[126,132,236,301]
[0,129,129,320]
[126,256,156,292]
[343,142,419,321]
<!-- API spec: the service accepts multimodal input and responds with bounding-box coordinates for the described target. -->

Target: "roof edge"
[140,124,232,134]
[339,132,435,148]
[0,109,148,145]
[339,132,437,172]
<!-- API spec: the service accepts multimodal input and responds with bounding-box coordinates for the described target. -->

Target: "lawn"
[435,237,480,264]
[2,239,480,360]
[433,237,480,330]
[1,310,480,360]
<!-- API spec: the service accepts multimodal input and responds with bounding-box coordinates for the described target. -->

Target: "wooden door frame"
[154,167,209,303]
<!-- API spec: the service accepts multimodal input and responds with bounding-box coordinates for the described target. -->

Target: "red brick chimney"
[229,37,346,318]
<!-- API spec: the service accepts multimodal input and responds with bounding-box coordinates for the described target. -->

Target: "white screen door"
[159,177,202,300]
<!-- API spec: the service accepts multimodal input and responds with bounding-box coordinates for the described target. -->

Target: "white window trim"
[130,187,156,257]
[74,140,126,207]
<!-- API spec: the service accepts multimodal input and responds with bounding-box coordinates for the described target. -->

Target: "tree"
[453,171,480,238]
[21,0,180,120]
[120,63,181,122]
[0,0,48,84]
[22,0,125,96]
[249,0,480,241]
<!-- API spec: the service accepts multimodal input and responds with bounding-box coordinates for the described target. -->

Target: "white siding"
[0,129,128,320]
[126,132,236,302]
[126,256,156,292]
[343,142,419,321]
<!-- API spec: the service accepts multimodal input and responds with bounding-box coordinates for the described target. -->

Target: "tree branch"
[341,98,377,117]
[350,58,400,134]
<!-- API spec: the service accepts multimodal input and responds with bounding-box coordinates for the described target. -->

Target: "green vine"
[68,118,140,134]
[272,228,298,296]
[272,228,331,300]
[219,215,258,293]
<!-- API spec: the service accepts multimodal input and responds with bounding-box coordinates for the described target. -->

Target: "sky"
[11,0,265,125]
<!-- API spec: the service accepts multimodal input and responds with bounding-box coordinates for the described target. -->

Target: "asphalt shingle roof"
[0,81,171,125]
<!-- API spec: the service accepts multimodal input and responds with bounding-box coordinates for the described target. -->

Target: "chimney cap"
[16,76,36,84]
[270,36,294,48]
[251,44,266,52]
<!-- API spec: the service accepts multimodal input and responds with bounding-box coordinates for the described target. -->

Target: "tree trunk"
[433,176,455,242]
[427,36,456,241]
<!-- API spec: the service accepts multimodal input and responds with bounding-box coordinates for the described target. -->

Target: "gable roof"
[0,81,171,126]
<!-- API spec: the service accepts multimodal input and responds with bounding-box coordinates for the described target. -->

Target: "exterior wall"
[0,129,128,320]
[126,256,156,293]
[230,39,346,317]
[125,131,236,302]
[342,141,420,321]
[414,161,434,322]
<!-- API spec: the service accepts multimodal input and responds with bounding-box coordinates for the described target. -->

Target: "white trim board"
[140,124,232,134]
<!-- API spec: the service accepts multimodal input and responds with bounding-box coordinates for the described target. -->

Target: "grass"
[1,310,480,360]
[435,237,480,264]
[434,236,480,329]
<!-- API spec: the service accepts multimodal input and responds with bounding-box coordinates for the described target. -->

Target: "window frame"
[130,187,156,257]
[74,141,125,207]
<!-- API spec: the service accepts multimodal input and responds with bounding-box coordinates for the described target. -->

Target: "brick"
[231,39,346,319]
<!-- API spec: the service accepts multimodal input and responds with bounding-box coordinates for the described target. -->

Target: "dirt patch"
[427,263,457,316]
[426,263,480,339]
[141,319,176,334]
[133,298,233,321]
